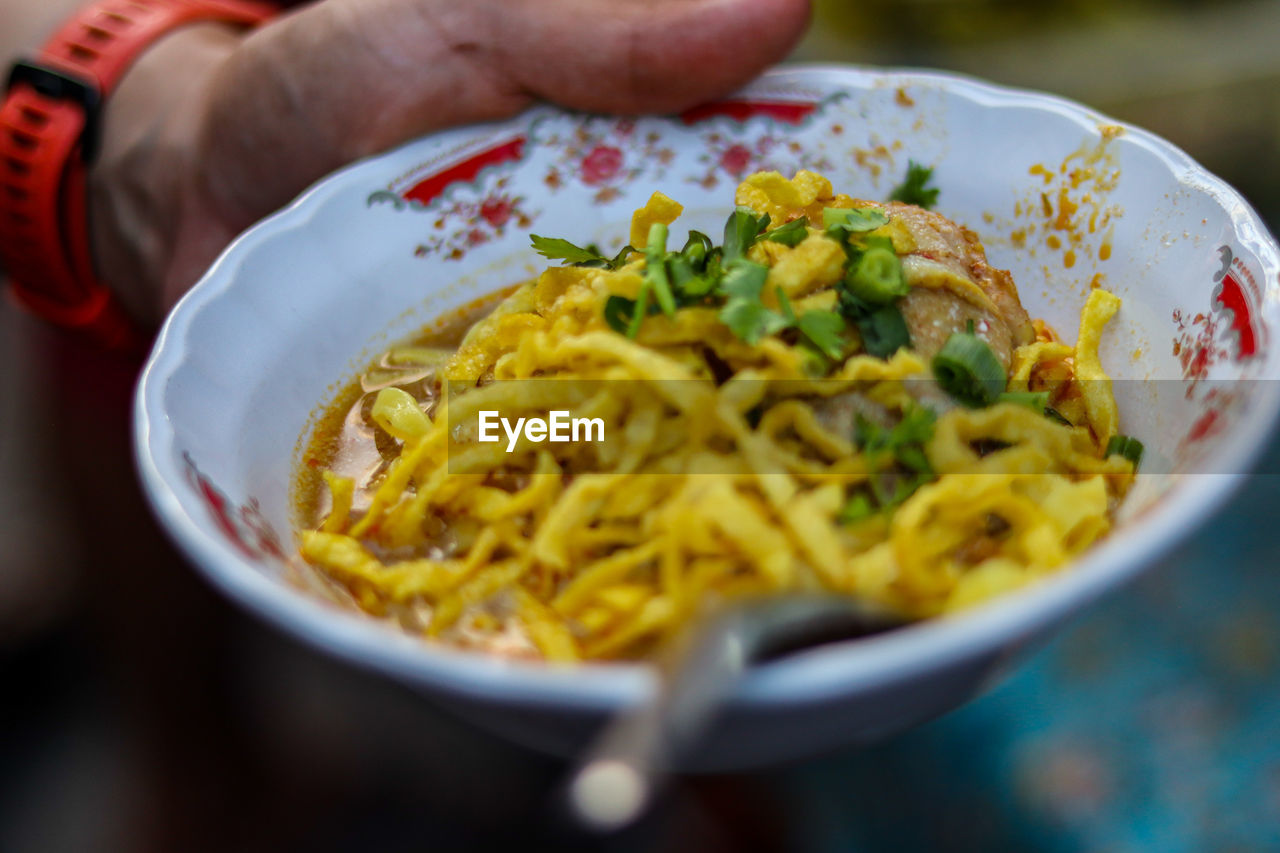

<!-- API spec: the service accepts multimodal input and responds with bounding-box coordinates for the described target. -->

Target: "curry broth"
[295,287,516,536]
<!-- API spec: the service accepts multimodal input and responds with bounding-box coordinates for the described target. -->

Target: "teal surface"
[782,438,1280,852]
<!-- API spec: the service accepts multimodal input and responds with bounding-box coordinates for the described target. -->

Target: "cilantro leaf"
[719,258,769,301]
[741,285,845,359]
[795,340,832,377]
[889,160,940,209]
[720,299,789,344]
[765,217,809,247]
[530,234,634,269]
[775,286,798,325]
[718,260,787,344]
[604,293,662,336]
[603,244,637,270]
[823,207,889,234]
[851,405,938,513]
[797,310,846,360]
[723,208,770,264]
[849,302,910,358]
[530,234,605,264]
[892,405,938,449]
[603,295,636,334]
[838,492,876,524]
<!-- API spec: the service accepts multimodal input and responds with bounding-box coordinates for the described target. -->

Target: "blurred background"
[3,1,1279,850]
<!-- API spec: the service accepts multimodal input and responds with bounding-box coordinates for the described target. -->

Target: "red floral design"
[1170,246,1269,454]
[690,130,833,190]
[1187,409,1221,443]
[479,197,513,227]
[719,144,753,177]
[539,119,674,203]
[1172,309,1227,395]
[408,180,536,261]
[581,145,624,186]
[183,453,284,562]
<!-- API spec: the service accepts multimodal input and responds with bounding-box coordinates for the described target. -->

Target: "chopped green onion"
[682,230,713,266]
[823,207,889,233]
[856,304,911,358]
[861,235,896,254]
[997,390,1050,413]
[645,223,676,318]
[766,217,809,247]
[668,254,695,292]
[846,247,907,304]
[681,255,720,298]
[1105,434,1144,468]
[627,278,651,339]
[932,331,1007,407]
[669,252,719,302]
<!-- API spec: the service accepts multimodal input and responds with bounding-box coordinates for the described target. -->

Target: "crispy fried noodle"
[297,170,1138,662]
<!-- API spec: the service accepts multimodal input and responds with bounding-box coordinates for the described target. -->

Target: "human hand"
[88,0,811,324]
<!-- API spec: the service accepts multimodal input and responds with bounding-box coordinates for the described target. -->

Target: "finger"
[193,0,809,232]
[487,0,813,114]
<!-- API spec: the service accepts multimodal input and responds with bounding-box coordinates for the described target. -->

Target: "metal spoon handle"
[566,609,749,832]
[564,595,905,833]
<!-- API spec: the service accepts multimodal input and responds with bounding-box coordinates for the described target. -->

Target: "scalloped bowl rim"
[135,65,1280,711]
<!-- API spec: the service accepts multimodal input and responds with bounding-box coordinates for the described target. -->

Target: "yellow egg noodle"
[299,171,1136,662]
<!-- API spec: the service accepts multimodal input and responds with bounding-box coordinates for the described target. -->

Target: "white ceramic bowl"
[135,65,1280,769]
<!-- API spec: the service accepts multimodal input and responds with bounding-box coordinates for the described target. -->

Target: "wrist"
[89,22,242,326]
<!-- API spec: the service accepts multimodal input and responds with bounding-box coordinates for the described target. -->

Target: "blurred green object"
[794,0,1280,223]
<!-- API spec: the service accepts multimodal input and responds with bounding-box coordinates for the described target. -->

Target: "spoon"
[564,594,907,833]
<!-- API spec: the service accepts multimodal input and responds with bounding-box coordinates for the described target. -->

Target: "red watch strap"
[0,0,277,351]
